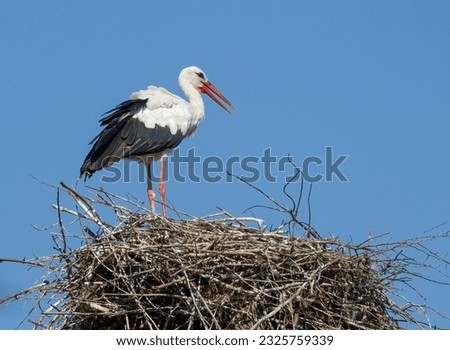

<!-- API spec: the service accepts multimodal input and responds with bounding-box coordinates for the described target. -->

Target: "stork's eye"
[196,72,205,79]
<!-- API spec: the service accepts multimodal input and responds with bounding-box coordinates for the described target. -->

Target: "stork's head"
[179,66,235,113]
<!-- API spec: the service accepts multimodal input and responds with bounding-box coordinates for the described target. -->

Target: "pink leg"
[159,157,167,217]
[147,189,156,214]
[146,162,156,214]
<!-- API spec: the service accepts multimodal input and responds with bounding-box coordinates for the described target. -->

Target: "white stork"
[80,66,234,216]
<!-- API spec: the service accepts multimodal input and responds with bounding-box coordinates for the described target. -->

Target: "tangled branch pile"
[1,184,449,329]
[44,219,390,330]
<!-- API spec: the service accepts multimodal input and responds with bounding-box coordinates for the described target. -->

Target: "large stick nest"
[59,219,388,330]
[1,183,449,329]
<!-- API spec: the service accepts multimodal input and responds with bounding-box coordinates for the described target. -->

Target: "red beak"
[200,81,235,113]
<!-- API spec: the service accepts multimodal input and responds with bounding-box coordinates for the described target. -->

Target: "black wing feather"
[80,98,184,178]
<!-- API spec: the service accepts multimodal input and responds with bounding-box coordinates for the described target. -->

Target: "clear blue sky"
[1,1,449,329]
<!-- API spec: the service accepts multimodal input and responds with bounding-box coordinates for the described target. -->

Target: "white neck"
[179,79,205,121]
